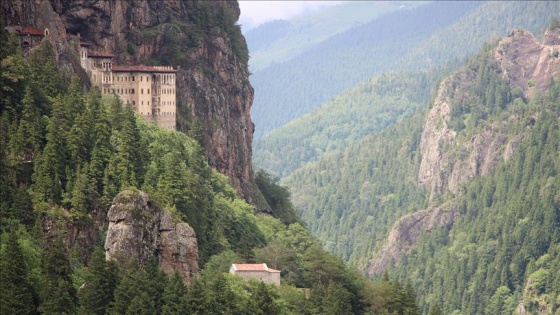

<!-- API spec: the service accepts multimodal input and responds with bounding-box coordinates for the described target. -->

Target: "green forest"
[0,19,426,314]
[250,1,560,139]
[281,24,560,314]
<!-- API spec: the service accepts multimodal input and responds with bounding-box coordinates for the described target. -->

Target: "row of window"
[139,111,176,116]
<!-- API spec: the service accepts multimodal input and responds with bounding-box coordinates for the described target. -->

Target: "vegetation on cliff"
[282,25,560,313]
[0,22,420,314]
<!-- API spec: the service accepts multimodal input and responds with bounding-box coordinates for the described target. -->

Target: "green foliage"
[0,228,37,314]
[79,247,119,315]
[254,70,444,178]
[251,1,559,139]
[42,237,77,315]
[390,72,560,314]
[255,170,299,225]
[161,271,187,315]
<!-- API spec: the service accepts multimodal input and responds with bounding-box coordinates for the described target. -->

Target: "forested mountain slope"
[250,1,560,139]
[254,69,445,178]
[245,1,428,72]
[0,6,424,315]
[284,25,560,314]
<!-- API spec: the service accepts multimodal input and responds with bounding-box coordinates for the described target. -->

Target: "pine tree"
[161,271,187,315]
[0,228,37,314]
[9,185,35,226]
[125,292,155,315]
[32,96,67,203]
[80,247,119,315]
[322,281,353,315]
[42,237,77,314]
[252,281,279,315]
[145,257,167,314]
[428,304,443,315]
[184,278,209,314]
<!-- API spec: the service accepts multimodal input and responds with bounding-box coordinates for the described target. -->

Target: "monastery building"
[79,42,177,130]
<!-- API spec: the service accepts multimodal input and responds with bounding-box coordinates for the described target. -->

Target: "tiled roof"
[87,50,115,58]
[112,65,177,73]
[231,263,280,272]
[21,26,44,36]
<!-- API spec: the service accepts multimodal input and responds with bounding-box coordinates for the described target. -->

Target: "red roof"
[21,26,44,36]
[112,65,177,73]
[87,50,115,58]
[231,263,280,273]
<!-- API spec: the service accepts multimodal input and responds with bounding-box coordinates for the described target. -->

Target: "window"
[132,89,135,94]
[147,89,150,94]
[133,101,135,105]
[132,76,135,81]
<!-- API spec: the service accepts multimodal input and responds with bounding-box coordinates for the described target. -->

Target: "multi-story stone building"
[79,43,177,130]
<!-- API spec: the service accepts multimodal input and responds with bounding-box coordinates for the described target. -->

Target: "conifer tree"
[126,292,155,315]
[9,185,35,226]
[32,95,67,203]
[184,277,209,314]
[145,257,167,314]
[322,281,353,315]
[162,271,187,315]
[42,237,77,315]
[252,281,280,315]
[80,247,119,315]
[0,228,37,314]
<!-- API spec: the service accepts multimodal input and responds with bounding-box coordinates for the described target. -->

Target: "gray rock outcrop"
[105,190,199,284]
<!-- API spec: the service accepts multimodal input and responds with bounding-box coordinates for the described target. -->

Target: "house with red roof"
[229,263,281,286]
[5,26,49,49]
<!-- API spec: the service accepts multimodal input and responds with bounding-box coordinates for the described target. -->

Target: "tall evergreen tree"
[32,95,67,203]
[79,247,119,315]
[161,271,187,315]
[0,228,37,314]
[42,237,77,315]
[252,281,279,315]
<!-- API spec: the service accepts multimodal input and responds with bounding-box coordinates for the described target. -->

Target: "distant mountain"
[253,69,446,178]
[250,1,481,139]
[253,1,560,178]
[244,1,429,72]
[250,1,560,140]
[284,25,560,314]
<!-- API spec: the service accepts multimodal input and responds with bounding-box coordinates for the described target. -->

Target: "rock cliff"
[367,202,459,275]
[418,28,560,199]
[1,0,268,209]
[105,190,199,284]
[369,27,560,275]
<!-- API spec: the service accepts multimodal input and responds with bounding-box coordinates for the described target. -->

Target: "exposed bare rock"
[105,190,199,284]
[367,203,459,276]
[494,28,560,98]
[2,0,268,210]
[418,28,558,199]
[417,76,458,199]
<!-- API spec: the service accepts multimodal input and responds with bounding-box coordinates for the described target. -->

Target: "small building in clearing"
[229,263,281,286]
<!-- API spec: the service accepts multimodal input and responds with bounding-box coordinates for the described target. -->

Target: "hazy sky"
[238,1,344,31]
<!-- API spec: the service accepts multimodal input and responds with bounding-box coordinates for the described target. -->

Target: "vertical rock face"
[105,190,199,284]
[2,0,268,209]
[418,28,560,199]
[494,28,560,99]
